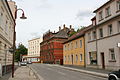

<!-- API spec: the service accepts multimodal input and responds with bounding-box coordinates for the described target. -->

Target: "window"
[80,54,82,61]
[0,42,1,53]
[108,24,112,35]
[64,45,66,50]
[99,28,103,38]
[71,43,73,49]
[75,41,77,48]
[92,31,96,40]
[76,55,78,62]
[80,40,82,48]
[64,56,66,62]
[118,21,120,32]
[99,11,103,20]
[0,13,3,28]
[109,49,115,60]
[106,7,111,17]
[117,1,120,11]
[68,55,70,62]
[68,44,69,50]
[89,52,97,65]
[88,32,91,41]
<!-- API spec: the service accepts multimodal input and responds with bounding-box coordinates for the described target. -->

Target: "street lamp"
[12,8,27,78]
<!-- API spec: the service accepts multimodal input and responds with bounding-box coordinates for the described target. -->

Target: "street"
[30,64,107,80]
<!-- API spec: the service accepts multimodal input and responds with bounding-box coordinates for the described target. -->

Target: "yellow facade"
[63,36,85,66]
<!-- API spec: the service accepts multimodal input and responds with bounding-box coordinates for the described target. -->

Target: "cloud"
[76,9,94,20]
[30,32,40,39]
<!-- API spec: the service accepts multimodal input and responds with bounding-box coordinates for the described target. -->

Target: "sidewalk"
[8,66,38,80]
[53,64,111,78]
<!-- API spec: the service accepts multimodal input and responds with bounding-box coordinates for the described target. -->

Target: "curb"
[28,66,44,80]
[53,65,108,78]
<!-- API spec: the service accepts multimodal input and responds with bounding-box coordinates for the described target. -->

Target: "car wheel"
[108,76,117,80]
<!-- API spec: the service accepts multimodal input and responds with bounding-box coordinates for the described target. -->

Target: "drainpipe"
[83,36,86,68]
[95,26,98,67]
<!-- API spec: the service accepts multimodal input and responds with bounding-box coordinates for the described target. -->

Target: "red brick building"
[40,25,74,64]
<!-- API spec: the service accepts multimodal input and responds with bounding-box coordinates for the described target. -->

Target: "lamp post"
[12,8,27,78]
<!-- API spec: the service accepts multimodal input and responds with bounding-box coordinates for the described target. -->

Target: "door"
[101,53,105,69]
[71,55,73,65]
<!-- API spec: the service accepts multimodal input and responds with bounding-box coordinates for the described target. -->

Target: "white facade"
[0,0,16,75]
[85,0,120,70]
[28,38,42,62]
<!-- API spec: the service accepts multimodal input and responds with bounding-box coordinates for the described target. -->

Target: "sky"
[12,0,109,47]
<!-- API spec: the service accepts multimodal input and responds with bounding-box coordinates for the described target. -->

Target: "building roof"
[51,27,70,39]
[93,0,114,13]
[63,26,92,44]
[28,37,41,42]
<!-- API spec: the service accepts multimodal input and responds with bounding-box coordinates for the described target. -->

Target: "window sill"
[109,60,116,62]
[99,18,104,22]
[116,10,120,13]
[105,14,111,18]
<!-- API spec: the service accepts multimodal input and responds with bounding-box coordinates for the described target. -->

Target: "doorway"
[101,53,105,69]
[71,55,73,65]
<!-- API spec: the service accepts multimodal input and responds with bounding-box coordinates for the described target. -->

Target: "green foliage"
[77,26,86,32]
[15,44,28,62]
[69,31,77,37]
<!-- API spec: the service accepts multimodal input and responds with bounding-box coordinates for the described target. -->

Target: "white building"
[0,0,16,75]
[85,0,120,70]
[27,38,42,63]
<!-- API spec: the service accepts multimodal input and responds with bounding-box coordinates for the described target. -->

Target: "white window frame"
[118,21,120,32]
[92,31,96,40]
[99,28,103,38]
[117,1,120,11]
[99,11,103,20]
[80,40,82,48]
[88,32,91,41]
[80,54,82,62]
[105,6,111,17]
[109,48,115,60]
[108,24,113,35]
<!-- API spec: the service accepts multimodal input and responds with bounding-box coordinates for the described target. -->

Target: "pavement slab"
[8,66,37,80]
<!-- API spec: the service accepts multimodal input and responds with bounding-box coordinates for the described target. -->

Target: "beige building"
[0,0,16,75]
[85,0,120,70]
[27,38,42,63]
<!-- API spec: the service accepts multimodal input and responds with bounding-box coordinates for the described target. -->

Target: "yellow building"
[63,28,87,66]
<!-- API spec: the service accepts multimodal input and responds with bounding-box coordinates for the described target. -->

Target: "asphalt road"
[30,64,107,80]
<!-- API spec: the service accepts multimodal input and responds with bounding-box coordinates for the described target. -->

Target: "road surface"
[30,64,107,80]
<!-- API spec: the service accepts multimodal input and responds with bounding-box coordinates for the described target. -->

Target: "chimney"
[63,24,66,29]
[70,25,72,29]
[59,26,61,31]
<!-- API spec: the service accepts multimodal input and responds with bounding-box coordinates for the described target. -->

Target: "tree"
[77,26,86,32]
[15,44,28,62]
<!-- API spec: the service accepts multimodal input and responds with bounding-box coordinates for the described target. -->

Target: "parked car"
[20,62,27,66]
[108,69,120,80]
[27,61,32,64]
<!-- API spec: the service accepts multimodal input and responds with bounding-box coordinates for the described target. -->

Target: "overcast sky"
[12,0,109,47]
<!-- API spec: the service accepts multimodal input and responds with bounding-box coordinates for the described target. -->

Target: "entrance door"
[71,55,73,65]
[101,53,105,69]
